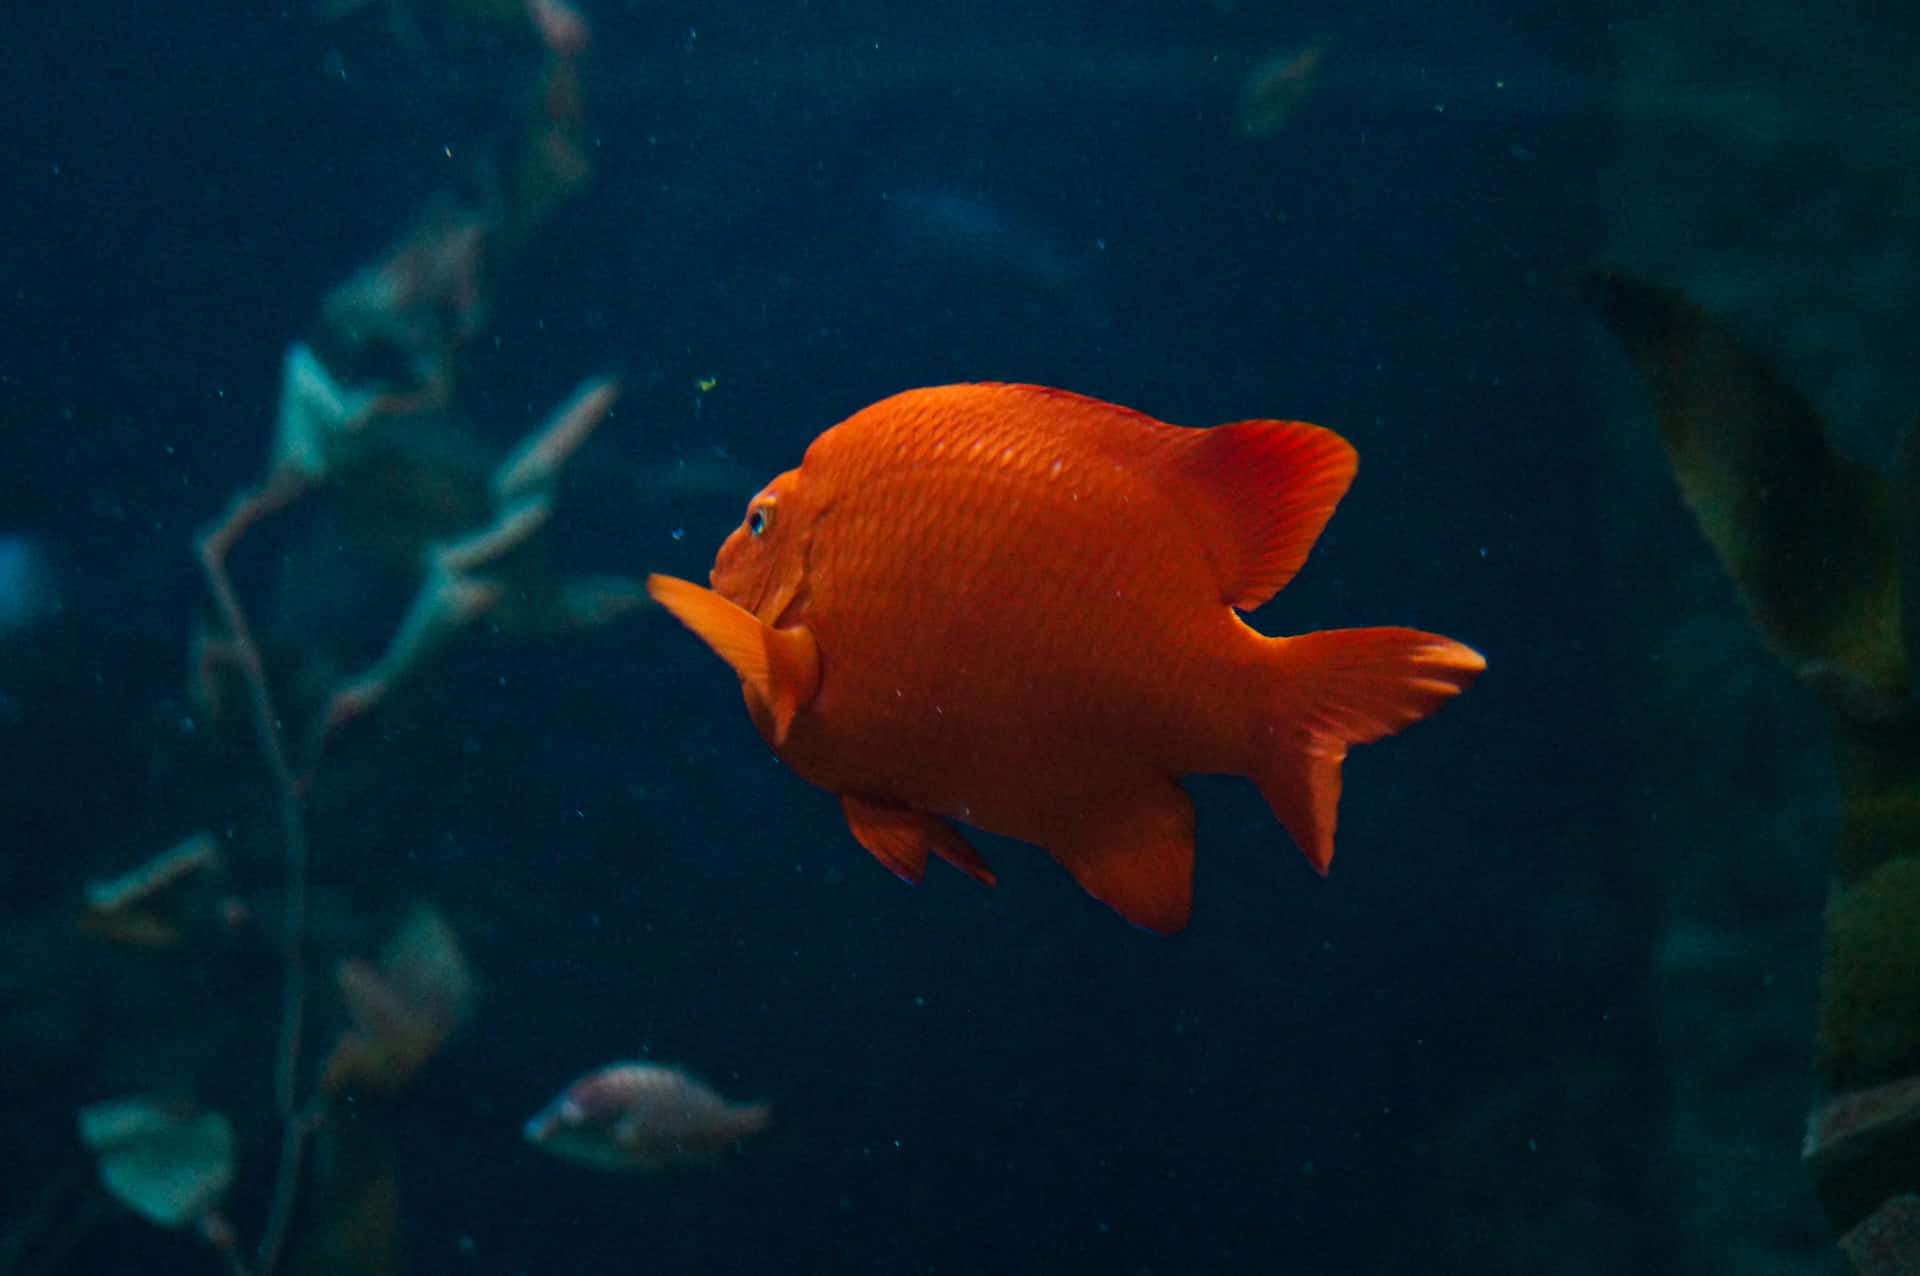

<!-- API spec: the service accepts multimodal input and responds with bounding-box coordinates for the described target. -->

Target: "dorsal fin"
[1170,418,1358,611]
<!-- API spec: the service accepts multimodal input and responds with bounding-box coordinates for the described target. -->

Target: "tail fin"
[1252,627,1484,874]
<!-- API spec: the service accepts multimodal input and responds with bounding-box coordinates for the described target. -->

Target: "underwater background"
[5,0,1917,1272]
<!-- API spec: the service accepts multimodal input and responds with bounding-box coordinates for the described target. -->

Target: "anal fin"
[1040,782,1196,935]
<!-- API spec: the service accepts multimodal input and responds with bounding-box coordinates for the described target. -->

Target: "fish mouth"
[739,567,775,618]
[708,528,769,615]
[738,555,798,624]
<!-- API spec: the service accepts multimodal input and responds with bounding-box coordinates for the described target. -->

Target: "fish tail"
[1252,627,1484,874]
[727,1101,774,1142]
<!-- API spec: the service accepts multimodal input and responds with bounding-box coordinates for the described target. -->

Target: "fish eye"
[747,505,770,536]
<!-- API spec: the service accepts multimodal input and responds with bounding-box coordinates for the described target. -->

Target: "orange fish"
[647,383,1483,933]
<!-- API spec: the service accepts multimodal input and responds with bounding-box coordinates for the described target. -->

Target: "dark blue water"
[3,2,1669,1272]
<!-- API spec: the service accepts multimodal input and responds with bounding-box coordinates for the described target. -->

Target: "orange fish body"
[648,383,1483,933]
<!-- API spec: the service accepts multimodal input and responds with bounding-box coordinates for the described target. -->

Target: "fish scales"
[802,403,1232,803]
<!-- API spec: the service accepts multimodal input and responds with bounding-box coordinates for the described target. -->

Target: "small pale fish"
[524,1063,772,1172]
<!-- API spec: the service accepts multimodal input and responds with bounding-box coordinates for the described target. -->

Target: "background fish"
[523,1063,772,1173]
[648,382,1484,934]
[878,187,1112,332]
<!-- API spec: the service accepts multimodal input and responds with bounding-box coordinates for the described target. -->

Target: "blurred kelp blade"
[1576,267,1905,699]
[1902,427,1920,702]
[77,1098,234,1230]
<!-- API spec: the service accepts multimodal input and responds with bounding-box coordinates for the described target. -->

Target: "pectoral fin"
[646,574,820,744]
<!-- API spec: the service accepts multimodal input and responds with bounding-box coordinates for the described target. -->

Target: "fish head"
[711,466,810,624]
